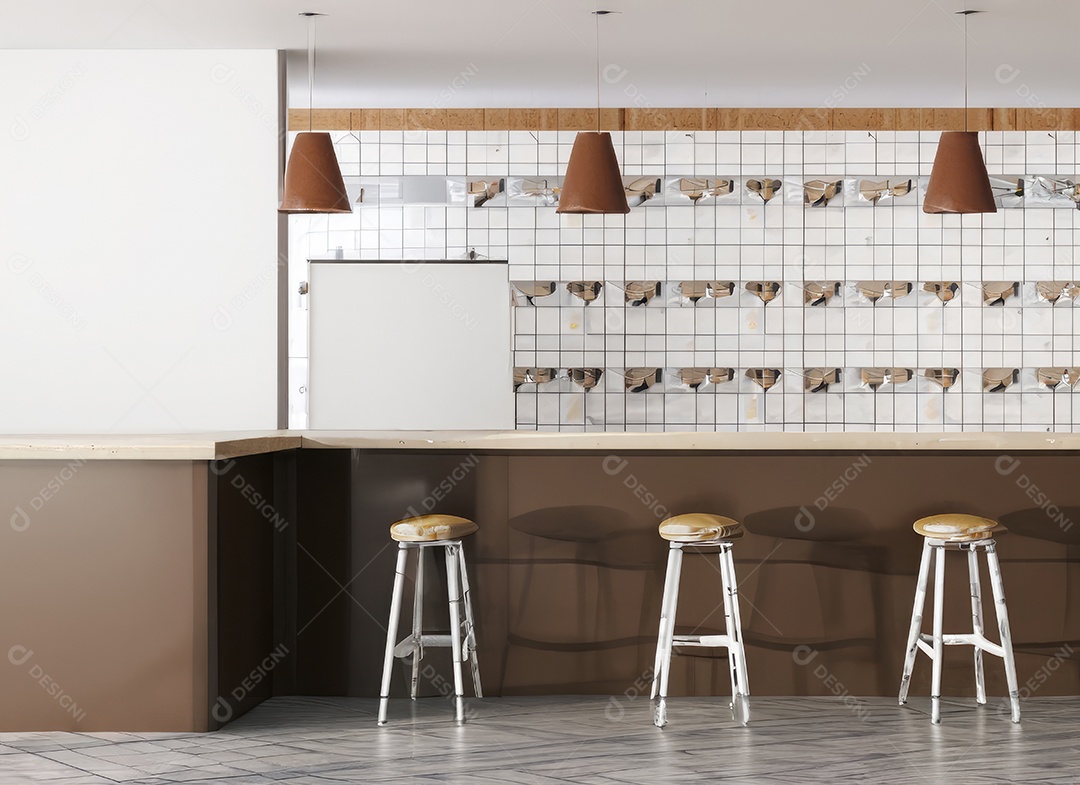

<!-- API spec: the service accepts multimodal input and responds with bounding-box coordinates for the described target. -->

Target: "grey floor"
[1,695,1078,784]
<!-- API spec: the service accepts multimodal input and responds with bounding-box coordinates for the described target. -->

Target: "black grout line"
[301,130,1080,434]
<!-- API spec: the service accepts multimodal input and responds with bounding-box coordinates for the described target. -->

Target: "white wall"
[0,50,280,433]
[291,129,1080,433]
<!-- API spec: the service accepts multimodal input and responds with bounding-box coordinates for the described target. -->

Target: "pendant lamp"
[557,9,629,215]
[280,12,351,214]
[923,10,996,215]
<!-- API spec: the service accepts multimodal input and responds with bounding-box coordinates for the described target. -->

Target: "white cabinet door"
[308,261,513,429]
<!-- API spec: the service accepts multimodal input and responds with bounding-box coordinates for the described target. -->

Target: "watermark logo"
[602,455,668,520]
[210,62,275,134]
[7,645,87,722]
[209,63,237,86]
[403,63,481,142]
[10,114,31,142]
[792,645,870,721]
[820,63,872,109]
[995,65,1048,112]
[400,261,479,331]
[209,460,288,530]
[404,454,480,518]
[794,454,872,532]
[604,666,654,721]
[211,253,283,332]
[8,253,33,274]
[995,642,1074,719]
[9,62,87,142]
[7,254,87,331]
[230,474,289,531]
[995,455,1074,533]
[9,458,86,532]
[603,64,657,112]
[418,663,480,721]
[433,64,480,110]
[211,305,234,331]
[212,643,290,723]
[10,506,31,532]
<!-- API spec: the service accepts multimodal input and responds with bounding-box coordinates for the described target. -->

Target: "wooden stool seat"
[658,514,743,542]
[391,514,479,542]
[913,513,999,542]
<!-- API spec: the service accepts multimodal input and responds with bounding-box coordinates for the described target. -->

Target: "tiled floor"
[2,695,1078,784]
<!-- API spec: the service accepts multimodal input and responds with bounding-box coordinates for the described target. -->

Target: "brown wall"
[3,448,1075,731]
[0,461,208,731]
[211,452,294,728]
[335,450,1080,703]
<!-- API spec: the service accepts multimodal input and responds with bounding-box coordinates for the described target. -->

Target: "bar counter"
[1,430,1077,731]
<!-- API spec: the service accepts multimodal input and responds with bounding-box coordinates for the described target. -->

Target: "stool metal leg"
[650,543,680,700]
[967,547,986,705]
[723,544,750,697]
[986,543,1021,724]
[445,543,467,724]
[409,546,426,699]
[719,543,750,725]
[457,542,483,698]
[379,544,410,725]
[718,547,738,708]
[899,539,932,705]
[653,544,684,729]
[930,544,945,725]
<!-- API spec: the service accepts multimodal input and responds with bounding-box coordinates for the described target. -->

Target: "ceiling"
[2,0,1077,109]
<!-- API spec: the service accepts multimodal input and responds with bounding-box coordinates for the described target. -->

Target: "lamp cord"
[308,15,316,132]
[594,3,600,132]
[963,9,968,132]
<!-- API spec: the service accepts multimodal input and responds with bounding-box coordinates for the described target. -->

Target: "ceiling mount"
[592,10,618,14]
[299,11,325,16]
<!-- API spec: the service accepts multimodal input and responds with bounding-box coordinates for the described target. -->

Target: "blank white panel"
[308,262,513,429]
[0,50,280,433]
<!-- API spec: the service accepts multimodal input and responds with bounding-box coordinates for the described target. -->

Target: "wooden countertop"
[0,432,302,461]
[1,429,1078,460]
[300,430,1080,452]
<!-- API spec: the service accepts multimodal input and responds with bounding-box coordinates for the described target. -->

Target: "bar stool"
[378,514,482,725]
[650,513,750,729]
[899,513,1020,724]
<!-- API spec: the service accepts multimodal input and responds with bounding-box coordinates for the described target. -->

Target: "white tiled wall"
[289,129,1080,432]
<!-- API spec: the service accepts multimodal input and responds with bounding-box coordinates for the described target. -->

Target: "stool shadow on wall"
[503,505,664,694]
[996,507,1080,695]
[741,506,894,697]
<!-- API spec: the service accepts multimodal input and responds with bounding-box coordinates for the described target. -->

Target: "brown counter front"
[292,441,1080,707]
[2,431,1078,731]
[0,432,299,732]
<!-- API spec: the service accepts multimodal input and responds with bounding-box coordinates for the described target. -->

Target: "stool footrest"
[673,634,735,649]
[916,632,1005,659]
[393,633,454,658]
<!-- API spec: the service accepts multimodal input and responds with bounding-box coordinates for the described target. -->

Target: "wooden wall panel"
[405,108,445,130]
[288,107,1080,132]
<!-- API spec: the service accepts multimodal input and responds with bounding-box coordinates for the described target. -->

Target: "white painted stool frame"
[650,540,750,728]
[378,539,481,725]
[898,536,1020,724]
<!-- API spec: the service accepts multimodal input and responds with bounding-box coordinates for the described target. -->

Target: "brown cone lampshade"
[556,131,630,214]
[923,131,997,214]
[279,132,351,214]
